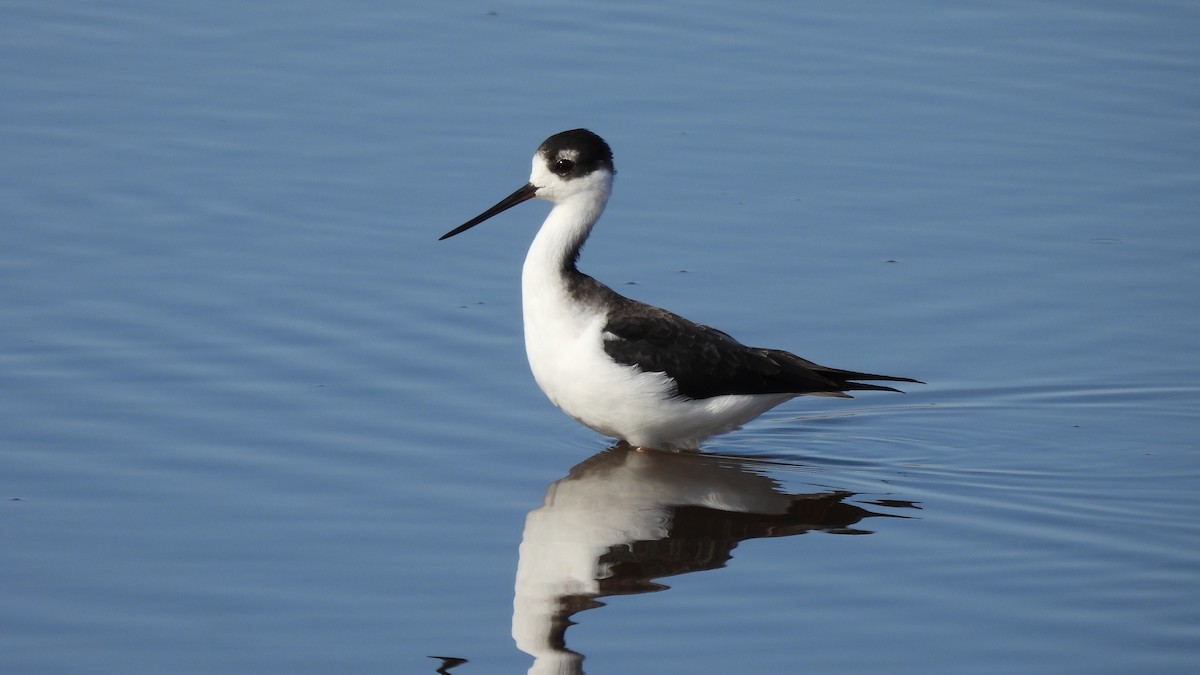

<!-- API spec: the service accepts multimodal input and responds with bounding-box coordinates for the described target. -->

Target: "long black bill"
[439,183,539,240]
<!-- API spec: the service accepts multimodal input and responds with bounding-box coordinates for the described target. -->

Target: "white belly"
[522,287,793,449]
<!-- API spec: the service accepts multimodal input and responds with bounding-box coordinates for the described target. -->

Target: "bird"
[439,129,919,451]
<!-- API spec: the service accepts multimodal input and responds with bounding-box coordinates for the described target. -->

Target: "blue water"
[3,1,1198,673]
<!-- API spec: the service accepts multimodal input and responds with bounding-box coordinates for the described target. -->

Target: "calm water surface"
[3,1,1198,673]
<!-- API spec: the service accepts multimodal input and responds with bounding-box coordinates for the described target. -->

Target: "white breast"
[521,268,678,441]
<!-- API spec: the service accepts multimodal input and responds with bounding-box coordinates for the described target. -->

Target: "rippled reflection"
[513,443,909,674]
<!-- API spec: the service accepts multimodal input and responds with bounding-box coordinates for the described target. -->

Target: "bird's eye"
[553,158,575,175]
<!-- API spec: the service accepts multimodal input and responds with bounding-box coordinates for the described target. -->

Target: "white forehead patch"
[528,146,614,201]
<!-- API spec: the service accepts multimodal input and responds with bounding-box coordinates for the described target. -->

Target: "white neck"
[520,171,614,391]
[521,170,613,296]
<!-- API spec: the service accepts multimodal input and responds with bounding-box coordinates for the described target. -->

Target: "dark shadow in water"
[427,655,468,673]
[513,442,915,674]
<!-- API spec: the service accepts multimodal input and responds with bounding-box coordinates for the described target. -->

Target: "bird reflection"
[513,443,909,674]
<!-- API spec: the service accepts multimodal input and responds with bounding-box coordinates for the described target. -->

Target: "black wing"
[601,295,921,401]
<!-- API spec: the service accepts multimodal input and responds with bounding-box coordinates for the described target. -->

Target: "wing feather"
[601,296,919,400]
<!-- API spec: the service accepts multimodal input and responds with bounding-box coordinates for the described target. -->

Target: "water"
[3,1,1198,673]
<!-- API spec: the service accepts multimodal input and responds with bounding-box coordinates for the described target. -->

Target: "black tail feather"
[821,369,924,395]
[781,352,923,396]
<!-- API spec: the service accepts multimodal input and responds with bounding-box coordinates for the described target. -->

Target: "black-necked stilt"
[440,129,920,450]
